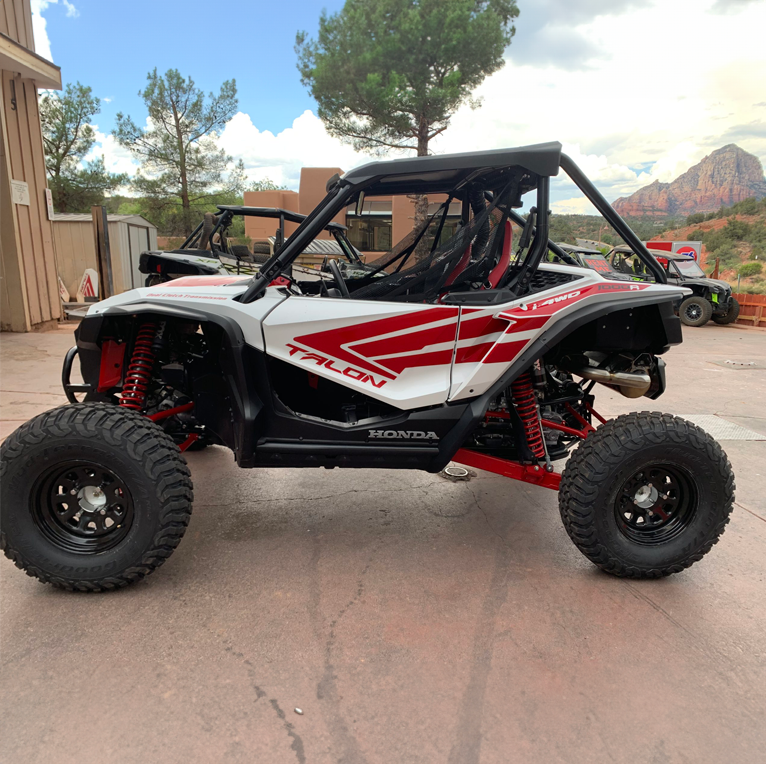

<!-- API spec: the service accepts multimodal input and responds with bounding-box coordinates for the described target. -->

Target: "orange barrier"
[733,293,766,327]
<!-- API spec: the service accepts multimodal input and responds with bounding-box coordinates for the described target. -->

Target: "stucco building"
[244,166,461,257]
[1,0,62,331]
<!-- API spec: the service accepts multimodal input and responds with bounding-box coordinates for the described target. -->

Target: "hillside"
[613,145,766,218]
[652,196,766,292]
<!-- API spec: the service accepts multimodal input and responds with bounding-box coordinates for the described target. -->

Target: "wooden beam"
[0,31,61,90]
[91,206,113,299]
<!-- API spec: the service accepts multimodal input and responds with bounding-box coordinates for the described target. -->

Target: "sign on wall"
[643,240,702,261]
[11,180,30,206]
[45,188,55,219]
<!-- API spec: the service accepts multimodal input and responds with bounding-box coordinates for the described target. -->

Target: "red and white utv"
[1,142,734,591]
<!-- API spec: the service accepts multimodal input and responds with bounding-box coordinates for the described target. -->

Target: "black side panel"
[139,252,221,276]
[252,399,470,470]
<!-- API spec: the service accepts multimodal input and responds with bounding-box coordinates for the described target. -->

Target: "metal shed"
[52,213,158,297]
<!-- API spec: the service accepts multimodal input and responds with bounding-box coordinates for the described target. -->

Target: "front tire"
[680,296,713,327]
[559,412,734,578]
[0,404,193,591]
[712,296,740,325]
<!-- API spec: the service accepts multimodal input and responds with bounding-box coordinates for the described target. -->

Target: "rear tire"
[680,296,713,327]
[712,296,740,325]
[559,412,734,578]
[0,404,193,591]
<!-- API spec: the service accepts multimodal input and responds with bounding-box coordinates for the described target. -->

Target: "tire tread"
[0,404,193,592]
[558,411,734,578]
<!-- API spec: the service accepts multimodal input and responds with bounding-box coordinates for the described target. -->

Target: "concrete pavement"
[1,322,765,764]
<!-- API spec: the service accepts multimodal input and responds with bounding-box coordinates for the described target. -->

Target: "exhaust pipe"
[575,367,652,398]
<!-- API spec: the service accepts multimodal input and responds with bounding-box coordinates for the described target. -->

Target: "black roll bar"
[240,184,355,303]
[559,154,666,284]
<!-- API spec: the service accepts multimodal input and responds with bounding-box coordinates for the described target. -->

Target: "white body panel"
[87,276,286,351]
[88,267,690,409]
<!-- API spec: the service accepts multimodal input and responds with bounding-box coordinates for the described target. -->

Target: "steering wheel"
[328,259,350,298]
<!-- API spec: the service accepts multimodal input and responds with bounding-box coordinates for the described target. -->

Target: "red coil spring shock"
[511,371,546,459]
[119,323,158,411]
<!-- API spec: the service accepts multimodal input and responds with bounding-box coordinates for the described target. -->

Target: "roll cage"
[179,205,362,265]
[240,142,667,303]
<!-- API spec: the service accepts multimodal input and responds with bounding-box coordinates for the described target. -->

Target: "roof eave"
[0,32,62,90]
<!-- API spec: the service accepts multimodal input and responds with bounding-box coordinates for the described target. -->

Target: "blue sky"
[33,0,766,211]
[36,0,344,134]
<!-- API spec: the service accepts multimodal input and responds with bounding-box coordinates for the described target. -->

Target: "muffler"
[574,367,652,398]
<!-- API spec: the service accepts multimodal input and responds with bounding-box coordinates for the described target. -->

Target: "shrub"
[703,229,728,250]
[733,197,758,216]
[738,261,763,278]
[709,241,740,270]
[750,244,765,260]
[687,228,706,241]
[749,222,766,246]
[686,213,705,225]
[724,218,752,241]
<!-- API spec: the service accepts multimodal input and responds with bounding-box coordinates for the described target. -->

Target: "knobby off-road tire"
[680,296,713,327]
[251,241,272,256]
[559,412,734,578]
[0,404,193,591]
[712,296,741,325]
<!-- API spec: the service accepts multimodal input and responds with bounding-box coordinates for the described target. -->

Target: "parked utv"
[608,245,740,327]
[550,243,633,280]
[139,205,367,286]
[1,142,735,592]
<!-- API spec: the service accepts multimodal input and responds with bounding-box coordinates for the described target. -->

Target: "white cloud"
[30,0,79,61]
[217,110,370,189]
[31,0,54,61]
[85,129,140,176]
[103,97,112,103]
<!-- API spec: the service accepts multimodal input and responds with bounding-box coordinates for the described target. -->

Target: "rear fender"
[74,305,265,467]
[432,296,682,471]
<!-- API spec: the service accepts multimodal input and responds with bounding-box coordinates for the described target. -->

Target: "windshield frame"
[669,258,705,278]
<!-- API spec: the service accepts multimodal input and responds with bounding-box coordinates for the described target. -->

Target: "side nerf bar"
[62,347,93,404]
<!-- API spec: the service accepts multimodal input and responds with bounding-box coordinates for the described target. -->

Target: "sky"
[32,0,766,213]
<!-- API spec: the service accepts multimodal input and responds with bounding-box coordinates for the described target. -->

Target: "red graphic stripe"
[355,322,457,358]
[378,349,455,374]
[295,307,458,380]
[483,339,529,364]
[458,314,510,340]
[455,342,496,364]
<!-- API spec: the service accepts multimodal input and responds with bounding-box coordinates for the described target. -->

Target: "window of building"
[346,216,393,252]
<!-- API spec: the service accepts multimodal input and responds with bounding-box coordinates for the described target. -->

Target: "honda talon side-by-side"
[1,142,735,592]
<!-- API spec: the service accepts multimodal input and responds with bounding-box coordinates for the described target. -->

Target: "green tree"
[114,69,242,235]
[686,212,705,226]
[739,261,762,278]
[40,82,126,213]
[247,178,286,193]
[296,0,519,247]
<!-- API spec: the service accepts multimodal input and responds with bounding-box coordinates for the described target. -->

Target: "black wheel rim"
[34,461,135,554]
[615,464,697,545]
[684,303,702,321]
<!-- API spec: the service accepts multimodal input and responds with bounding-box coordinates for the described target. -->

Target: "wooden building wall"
[53,219,157,297]
[0,0,61,331]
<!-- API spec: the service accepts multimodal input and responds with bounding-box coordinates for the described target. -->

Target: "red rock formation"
[613,144,766,217]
